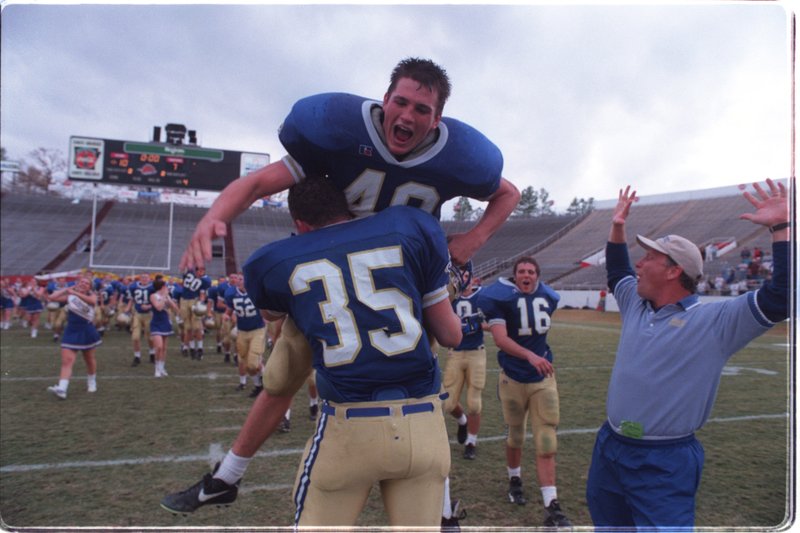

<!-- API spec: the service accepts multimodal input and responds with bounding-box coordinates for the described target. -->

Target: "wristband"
[769,222,790,233]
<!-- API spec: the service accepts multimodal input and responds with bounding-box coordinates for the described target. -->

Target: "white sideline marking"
[0,413,788,474]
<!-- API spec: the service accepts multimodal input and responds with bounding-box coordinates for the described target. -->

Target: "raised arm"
[447,177,520,265]
[608,185,637,244]
[180,161,296,270]
[741,178,791,322]
[739,178,790,243]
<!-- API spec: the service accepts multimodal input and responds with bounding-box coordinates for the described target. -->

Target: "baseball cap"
[636,234,703,280]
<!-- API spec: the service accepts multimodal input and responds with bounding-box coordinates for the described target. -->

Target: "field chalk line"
[1,412,788,474]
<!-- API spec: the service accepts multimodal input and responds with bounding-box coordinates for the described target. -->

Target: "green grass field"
[0,309,792,530]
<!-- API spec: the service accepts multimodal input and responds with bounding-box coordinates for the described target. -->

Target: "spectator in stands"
[45,274,102,400]
[696,277,708,295]
[740,246,751,263]
[585,179,790,528]
[747,258,761,280]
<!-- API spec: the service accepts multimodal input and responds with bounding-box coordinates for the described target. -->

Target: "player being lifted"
[166,57,520,527]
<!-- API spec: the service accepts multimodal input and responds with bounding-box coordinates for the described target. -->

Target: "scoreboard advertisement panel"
[68,136,269,192]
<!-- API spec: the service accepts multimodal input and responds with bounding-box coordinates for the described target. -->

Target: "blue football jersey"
[479,278,560,383]
[452,287,484,350]
[214,281,230,311]
[243,206,450,403]
[181,271,211,299]
[224,286,264,332]
[279,93,503,220]
[128,282,154,314]
[169,282,182,302]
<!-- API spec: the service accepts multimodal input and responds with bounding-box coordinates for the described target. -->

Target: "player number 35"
[290,246,422,367]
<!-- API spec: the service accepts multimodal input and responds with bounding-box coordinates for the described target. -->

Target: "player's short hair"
[388,57,451,116]
[288,176,352,228]
[513,256,540,276]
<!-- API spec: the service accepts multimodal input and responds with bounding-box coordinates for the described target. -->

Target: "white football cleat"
[47,385,67,400]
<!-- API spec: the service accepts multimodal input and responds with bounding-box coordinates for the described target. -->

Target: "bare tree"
[17,148,66,193]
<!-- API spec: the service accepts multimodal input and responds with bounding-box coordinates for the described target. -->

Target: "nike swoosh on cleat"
[198,488,231,502]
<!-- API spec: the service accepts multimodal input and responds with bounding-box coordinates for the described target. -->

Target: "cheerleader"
[46,275,101,399]
[0,279,15,330]
[19,280,45,338]
[149,276,179,378]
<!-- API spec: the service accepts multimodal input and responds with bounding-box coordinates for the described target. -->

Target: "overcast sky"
[1,1,793,214]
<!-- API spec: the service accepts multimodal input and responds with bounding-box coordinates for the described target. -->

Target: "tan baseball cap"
[636,234,703,280]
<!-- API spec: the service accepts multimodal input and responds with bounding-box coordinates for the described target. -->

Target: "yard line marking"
[0,372,245,382]
[240,483,294,494]
[1,412,787,474]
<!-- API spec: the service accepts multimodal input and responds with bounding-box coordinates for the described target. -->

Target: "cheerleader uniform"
[61,294,102,350]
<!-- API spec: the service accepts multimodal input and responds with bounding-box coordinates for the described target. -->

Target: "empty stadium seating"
[0,190,777,291]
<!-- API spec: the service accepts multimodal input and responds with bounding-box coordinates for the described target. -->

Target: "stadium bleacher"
[0,189,776,292]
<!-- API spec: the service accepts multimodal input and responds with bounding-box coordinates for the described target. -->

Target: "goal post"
[88,193,175,272]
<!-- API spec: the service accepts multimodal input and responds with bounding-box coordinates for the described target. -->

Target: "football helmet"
[191,302,208,317]
[116,312,132,326]
[203,316,216,329]
[46,301,60,311]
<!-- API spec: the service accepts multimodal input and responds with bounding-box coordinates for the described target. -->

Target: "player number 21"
[289,246,422,367]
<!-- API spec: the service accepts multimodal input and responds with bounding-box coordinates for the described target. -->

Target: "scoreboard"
[68,136,269,192]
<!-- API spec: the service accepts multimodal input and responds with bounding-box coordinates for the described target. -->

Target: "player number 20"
[290,246,422,367]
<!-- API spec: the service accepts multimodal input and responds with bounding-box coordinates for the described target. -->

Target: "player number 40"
[289,246,422,367]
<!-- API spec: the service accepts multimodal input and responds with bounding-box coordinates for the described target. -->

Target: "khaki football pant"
[442,346,487,415]
[235,327,266,374]
[498,371,560,454]
[293,394,449,526]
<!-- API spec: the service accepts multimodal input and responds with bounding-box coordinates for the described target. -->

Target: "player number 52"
[289,246,422,367]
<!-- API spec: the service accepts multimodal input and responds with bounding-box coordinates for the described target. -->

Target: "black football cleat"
[160,464,240,515]
[456,423,467,445]
[543,499,572,527]
[508,476,526,505]
[441,499,466,532]
[463,443,476,460]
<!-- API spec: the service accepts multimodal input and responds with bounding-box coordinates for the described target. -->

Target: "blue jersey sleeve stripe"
[422,286,449,308]
[281,155,305,182]
[748,289,777,328]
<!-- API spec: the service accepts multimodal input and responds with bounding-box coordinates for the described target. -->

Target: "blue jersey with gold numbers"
[224,287,264,332]
[453,288,484,351]
[243,206,450,403]
[279,93,503,219]
[479,278,560,383]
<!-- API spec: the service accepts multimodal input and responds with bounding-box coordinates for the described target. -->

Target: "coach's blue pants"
[586,421,704,528]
